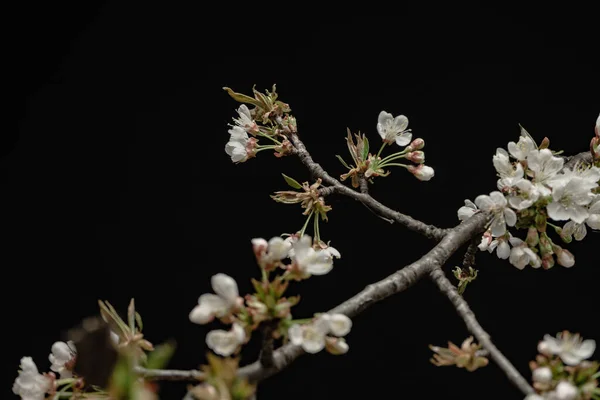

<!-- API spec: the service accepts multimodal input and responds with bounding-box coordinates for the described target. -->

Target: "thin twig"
[258,322,276,368]
[358,174,369,194]
[429,267,535,395]
[148,211,489,384]
[289,133,448,241]
[462,238,479,270]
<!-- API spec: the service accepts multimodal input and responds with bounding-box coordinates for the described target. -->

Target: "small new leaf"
[223,87,262,107]
[282,173,302,189]
[336,155,351,169]
[362,136,370,161]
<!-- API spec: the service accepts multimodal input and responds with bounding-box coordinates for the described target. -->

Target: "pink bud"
[556,248,575,267]
[408,138,425,151]
[406,151,425,164]
[408,164,434,181]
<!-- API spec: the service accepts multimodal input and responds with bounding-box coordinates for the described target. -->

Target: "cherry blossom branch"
[289,133,448,241]
[153,211,489,390]
[358,174,369,194]
[428,267,535,395]
[258,322,276,368]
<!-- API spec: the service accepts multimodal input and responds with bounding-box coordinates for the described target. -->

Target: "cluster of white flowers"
[458,121,600,270]
[225,105,258,163]
[525,332,597,400]
[288,313,352,354]
[537,332,596,366]
[189,235,342,357]
[376,111,435,181]
[13,341,77,400]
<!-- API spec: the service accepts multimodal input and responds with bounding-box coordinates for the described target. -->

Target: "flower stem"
[257,132,282,145]
[376,142,387,159]
[378,162,409,169]
[256,145,278,153]
[313,214,321,243]
[298,211,314,237]
[379,150,409,164]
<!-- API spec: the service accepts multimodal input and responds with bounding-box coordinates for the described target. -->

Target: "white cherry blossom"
[288,317,330,354]
[206,323,246,357]
[527,149,564,196]
[494,148,524,188]
[291,235,336,276]
[457,199,478,221]
[474,191,517,237]
[225,126,251,163]
[376,111,412,146]
[547,381,578,400]
[321,313,352,337]
[189,273,241,324]
[232,104,258,134]
[508,135,536,161]
[12,357,51,400]
[508,179,540,210]
[508,237,541,269]
[546,176,597,224]
[48,341,76,378]
[252,236,292,267]
[539,332,596,366]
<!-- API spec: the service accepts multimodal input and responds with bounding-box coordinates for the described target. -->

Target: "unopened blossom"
[205,323,246,357]
[552,245,575,267]
[508,134,536,161]
[225,126,256,163]
[474,191,517,237]
[232,104,258,134]
[539,331,596,366]
[547,381,578,400]
[458,199,478,221]
[376,111,412,146]
[325,337,349,355]
[252,236,292,268]
[508,237,541,269]
[12,357,51,400]
[291,235,337,276]
[49,341,76,378]
[493,148,524,188]
[527,149,564,196]
[288,317,330,354]
[532,366,553,384]
[189,273,242,324]
[508,179,540,210]
[407,164,435,181]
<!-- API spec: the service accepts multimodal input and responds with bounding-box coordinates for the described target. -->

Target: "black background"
[6,4,600,400]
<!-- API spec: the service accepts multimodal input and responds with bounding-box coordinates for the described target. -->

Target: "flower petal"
[288,324,303,346]
[572,339,596,360]
[211,273,239,305]
[326,314,352,336]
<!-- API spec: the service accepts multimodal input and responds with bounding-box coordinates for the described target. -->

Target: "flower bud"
[539,232,554,256]
[407,164,434,181]
[526,227,540,247]
[541,253,555,270]
[406,151,425,164]
[554,246,575,268]
[407,138,425,151]
[532,366,553,384]
[539,137,550,150]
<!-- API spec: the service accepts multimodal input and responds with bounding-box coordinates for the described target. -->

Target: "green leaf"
[336,155,351,169]
[282,173,302,189]
[362,136,370,161]
[145,341,176,370]
[223,87,262,107]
